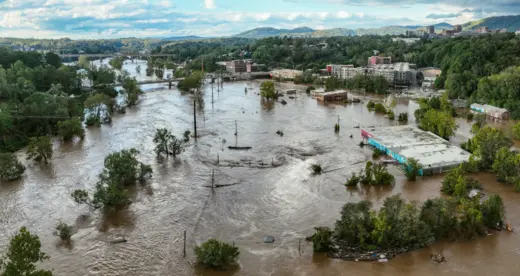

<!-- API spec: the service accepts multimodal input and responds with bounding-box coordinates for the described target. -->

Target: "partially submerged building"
[470,103,509,121]
[361,126,471,175]
[315,90,348,102]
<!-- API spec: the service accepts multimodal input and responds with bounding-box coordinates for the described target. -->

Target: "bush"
[374,103,387,113]
[466,112,474,121]
[334,124,340,133]
[372,148,385,159]
[0,153,26,181]
[306,86,315,94]
[388,111,395,120]
[194,239,239,270]
[85,115,101,126]
[398,112,408,122]
[345,173,360,187]
[312,227,333,253]
[54,222,73,241]
[366,100,375,109]
[310,164,322,175]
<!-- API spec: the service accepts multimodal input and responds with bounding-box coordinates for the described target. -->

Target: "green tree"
[26,136,53,164]
[122,77,142,106]
[153,128,186,158]
[458,198,486,240]
[53,222,73,242]
[311,227,333,253]
[469,126,513,170]
[194,239,240,270]
[108,57,125,70]
[405,158,422,181]
[177,71,203,93]
[260,81,276,100]
[84,93,112,126]
[512,122,520,140]
[45,52,62,68]
[373,103,387,113]
[77,55,90,69]
[57,118,85,141]
[419,109,457,140]
[0,227,52,276]
[72,148,152,209]
[0,153,25,181]
[481,195,505,229]
[420,198,457,240]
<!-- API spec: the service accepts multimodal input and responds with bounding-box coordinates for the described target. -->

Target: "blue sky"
[0,0,518,39]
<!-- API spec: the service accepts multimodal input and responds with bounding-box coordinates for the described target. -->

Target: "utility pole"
[211,169,215,192]
[193,99,197,140]
[234,120,238,147]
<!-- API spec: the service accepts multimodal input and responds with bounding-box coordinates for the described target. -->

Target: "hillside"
[234,22,456,38]
[462,15,520,32]
[234,27,315,38]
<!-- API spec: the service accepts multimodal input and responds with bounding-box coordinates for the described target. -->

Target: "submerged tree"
[0,153,26,181]
[153,128,187,158]
[57,118,85,141]
[405,158,422,181]
[311,227,333,253]
[194,239,240,270]
[53,222,73,242]
[26,136,53,164]
[84,93,113,126]
[122,77,143,106]
[260,81,276,100]
[481,194,505,229]
[0,227,52,276]
[71,148,152,209]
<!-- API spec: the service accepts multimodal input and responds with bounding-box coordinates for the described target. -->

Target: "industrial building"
[270,69,303,80]
[315,90,348,102]
[226,60,251,73]
[470,104,509,121]
[361,126,471,175]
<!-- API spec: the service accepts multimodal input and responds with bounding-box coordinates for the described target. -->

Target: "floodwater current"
[1,60,520,276]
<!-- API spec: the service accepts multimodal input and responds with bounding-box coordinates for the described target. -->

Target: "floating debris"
[264,236,275,243]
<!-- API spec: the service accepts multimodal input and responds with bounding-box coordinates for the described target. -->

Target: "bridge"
[58,53,176,58]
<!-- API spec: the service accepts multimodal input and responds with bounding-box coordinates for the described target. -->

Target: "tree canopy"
[0,227,52,276]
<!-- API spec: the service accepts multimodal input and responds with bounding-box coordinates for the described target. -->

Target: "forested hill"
[463,15,520,32]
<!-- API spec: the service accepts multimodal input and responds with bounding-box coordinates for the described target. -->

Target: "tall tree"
[0,227,52,276]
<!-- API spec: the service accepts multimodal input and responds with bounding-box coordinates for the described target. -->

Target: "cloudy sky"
[0,0,518,39]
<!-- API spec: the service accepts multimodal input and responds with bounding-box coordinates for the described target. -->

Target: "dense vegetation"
[316,193,505,254]
[414,95,457,140]
[194,239,240,270]
[71,148,152,209]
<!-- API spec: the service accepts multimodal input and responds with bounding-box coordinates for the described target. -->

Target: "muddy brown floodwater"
[1,80,520,276]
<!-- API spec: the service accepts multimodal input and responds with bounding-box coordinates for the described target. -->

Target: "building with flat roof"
[368,56,392,66]
[361,125,471,175]
[270,69,303,80]
[470,104,509,121]
[315,90,348,102]
[326,64,354,78]
[393,62,413,87]
[226,60,250,73]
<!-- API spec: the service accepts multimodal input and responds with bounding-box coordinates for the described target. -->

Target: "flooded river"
[1,61,520,275]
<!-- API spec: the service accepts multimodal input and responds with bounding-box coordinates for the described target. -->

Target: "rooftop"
[363,125,471,169]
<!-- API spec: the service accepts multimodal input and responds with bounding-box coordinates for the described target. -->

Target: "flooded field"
[1,77,519,276]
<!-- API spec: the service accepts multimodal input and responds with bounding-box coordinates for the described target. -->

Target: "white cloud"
[204,0,216,9]
[336,11,351,19]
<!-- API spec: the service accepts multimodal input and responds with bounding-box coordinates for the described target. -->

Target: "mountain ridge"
[234,15,520,38]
